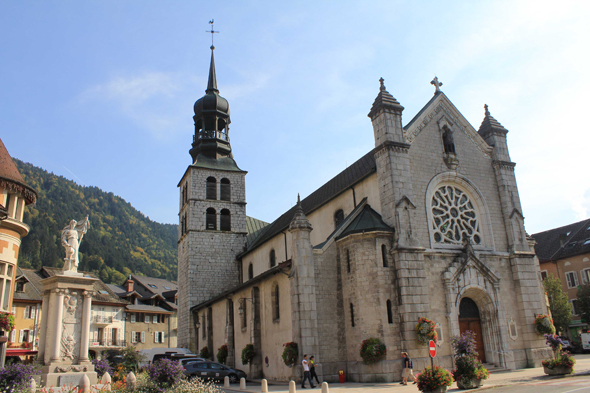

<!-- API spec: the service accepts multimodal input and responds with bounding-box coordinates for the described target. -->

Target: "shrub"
[534,314,556,336]
[359,337,387,365]
[0,363,38,393]
[146,358,185,390]
[217,344,228,364]
[282,342,298,367]
[416,365,453,392]
[415,317,437,345]
[200,346,210,359]
[241,343,255,365]
[92,357,113,378]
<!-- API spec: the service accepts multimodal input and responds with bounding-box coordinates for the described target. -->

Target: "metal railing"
[92,315,113,324]
[89,339,126,347]
[195,130,230,142]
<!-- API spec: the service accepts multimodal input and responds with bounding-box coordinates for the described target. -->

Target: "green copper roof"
[336,204,393,240]
[191,154,245,172]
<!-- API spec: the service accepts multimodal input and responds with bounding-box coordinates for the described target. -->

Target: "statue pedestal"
[38,274,98,387]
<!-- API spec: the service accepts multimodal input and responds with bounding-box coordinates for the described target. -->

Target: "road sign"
[428,340,437,358]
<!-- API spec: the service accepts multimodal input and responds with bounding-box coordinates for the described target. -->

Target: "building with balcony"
[0,137,37,365]
[108,274,177,350]
[532,218,590,340]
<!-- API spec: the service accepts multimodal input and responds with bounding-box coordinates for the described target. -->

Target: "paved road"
[482,377,590,392]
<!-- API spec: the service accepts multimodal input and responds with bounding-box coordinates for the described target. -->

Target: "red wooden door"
[459,318,486,363]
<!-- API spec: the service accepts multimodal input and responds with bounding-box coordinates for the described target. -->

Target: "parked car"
[184,361,246,383]
[139,348,196,368]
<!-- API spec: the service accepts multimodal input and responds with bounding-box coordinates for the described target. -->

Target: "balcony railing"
[89,339,126,347]
[195,130,230,142]
[92,316,113,324]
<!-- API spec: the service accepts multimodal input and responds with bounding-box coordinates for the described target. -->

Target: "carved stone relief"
[61,292,82,362]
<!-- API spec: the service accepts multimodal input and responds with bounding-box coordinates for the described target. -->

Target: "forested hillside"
[15,159,178,284]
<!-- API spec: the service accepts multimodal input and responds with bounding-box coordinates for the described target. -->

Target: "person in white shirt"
[301,354,315,388]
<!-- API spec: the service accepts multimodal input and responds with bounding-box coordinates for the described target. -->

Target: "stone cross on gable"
[430,76,443,93]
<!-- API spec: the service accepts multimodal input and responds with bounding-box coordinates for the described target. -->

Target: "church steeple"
[189,45,241,170]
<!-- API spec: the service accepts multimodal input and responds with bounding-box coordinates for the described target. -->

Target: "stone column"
[37,292,50,361]
[79,291,92,362]
[50,289,65,362]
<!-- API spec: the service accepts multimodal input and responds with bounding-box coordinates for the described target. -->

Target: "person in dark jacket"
[400,352,417,385]
[310,356,320,385]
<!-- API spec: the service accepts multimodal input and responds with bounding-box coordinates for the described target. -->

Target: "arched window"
[346,249,351,273]
[386,299,393,324]
[206,177,217,200]
[381,244,388,267]
[334,209,344,229]
[220,209,231,231]
[240,299,247,329]
[206,208,216,230]
[220,178,231,201]
[350,303,355,327]
[270,249,276,268]
[431,185,482,245]
[272,284,280,321]
[248,263,253,280]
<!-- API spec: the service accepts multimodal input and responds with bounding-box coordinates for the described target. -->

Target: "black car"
[184,360,247,383]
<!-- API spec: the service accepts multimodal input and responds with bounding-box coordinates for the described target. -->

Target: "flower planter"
[543,365,574,375]
[423,387,448,393]
[457,378,483,389]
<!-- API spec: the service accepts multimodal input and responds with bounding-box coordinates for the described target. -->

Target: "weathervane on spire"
[430,76,443,94]
[206,19,219,49]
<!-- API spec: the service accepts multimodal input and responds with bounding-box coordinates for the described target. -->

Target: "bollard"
[29,378,36,393]
[224,376,230,387]
[289,380,296,393]
[321,381,329,393]
[126,372,137,391]
[79,374,90,393]
[261,378,268,392]
[101,372,112,391]
[240,377,247,390]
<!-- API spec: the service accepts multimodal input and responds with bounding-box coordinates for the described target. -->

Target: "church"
[176,46,550,382]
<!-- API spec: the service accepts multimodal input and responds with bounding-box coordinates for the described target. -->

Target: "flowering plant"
[416,365,453,392]
[0,363,39,393]
[199,346,210,359]
[92,357,113,379]
[534,314,555,336]
[241,343,255,365]
[217,344,228,364]
[542,334,575,373]
[0,311,15,332]
[415,317,438,345]
[282,342,298,367]
[146,358,184,391]
[450,331,488,387]
[359,337,387,365]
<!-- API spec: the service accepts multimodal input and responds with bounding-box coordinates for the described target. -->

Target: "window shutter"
[31,306,36,320]
[145,315,151,323]
[12,306,16,315]
[10,329,16,342]
[575,273,580,286]
[132,331,136,343]
[141,331,145,343]
[28,330,33,342]
[131,314,136,323]
[162,331,165,342]
[153,332,157,343]
[19,330,23,343]
[24,306,30,319]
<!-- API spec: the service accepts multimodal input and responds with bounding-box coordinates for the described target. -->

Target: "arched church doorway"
[459,297,486,363]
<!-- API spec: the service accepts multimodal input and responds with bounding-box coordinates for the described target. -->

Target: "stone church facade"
[177,49,550,382]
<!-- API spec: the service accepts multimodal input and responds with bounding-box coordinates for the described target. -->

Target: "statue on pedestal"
[61,216,90,273]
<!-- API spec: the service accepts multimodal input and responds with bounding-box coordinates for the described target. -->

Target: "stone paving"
[223,354,590,392]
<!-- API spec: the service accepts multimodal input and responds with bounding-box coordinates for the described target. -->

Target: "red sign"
[428,340,437,358]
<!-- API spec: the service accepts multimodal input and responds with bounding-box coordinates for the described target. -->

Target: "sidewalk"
[222,354,590,392]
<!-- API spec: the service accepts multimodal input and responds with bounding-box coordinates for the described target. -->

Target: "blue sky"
[1,1,589,235]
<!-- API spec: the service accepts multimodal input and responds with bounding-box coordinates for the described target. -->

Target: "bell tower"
[177,45,248,351]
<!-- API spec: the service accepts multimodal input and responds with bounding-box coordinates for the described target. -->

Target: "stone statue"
[61,215,90,273]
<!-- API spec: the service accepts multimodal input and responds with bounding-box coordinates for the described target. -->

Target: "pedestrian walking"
[310,355,320,385]
[301,354,316,389]
[400,352,417,386]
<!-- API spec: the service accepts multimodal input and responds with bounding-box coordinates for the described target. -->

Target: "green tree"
[577,284,590,325]
[543,274,572,334]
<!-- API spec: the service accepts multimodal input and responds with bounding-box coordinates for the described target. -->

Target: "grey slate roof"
[246,216,270,246]
[41,267,129,305]
[13,268,43,302]
[531,218,590,262]
[240,150,377,257]
[126,304,173,314]
[130,275,177,298]
[336,204,394,240]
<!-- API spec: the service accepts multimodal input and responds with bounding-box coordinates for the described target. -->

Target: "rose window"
[431,185,481,245]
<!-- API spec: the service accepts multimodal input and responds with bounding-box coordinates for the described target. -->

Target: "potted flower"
[542,334,575,375]
[416,317,438,345]
[241,343,255,365]
[360,337,387,365]
[417,365,453,393]
[282,342,298,367]
[450,331,489,389]
[0,312,15,332]
[534,315,555,336]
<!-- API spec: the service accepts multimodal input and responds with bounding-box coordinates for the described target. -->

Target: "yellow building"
[0,138,37,365]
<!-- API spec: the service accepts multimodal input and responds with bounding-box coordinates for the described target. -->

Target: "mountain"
[14,159,178,284]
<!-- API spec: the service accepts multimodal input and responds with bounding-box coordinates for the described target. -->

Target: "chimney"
[126,275,134,292]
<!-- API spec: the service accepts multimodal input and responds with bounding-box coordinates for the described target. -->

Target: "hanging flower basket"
[534,315,555,336]
[0,312,15,332]
[416,317,438,345]
[282,342,298,367]
[359,337,387,365]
